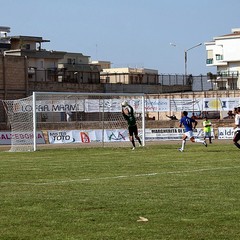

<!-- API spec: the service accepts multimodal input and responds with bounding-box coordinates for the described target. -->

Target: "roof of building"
[214,28,240,40]
[9,35,50,43]
[0,26,10,32]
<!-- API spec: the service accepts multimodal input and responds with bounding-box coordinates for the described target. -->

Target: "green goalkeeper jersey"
[122,105,137,127]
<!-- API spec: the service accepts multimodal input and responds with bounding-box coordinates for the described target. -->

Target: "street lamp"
[184,43,202,80]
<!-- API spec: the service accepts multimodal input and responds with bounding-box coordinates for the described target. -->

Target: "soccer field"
[0,142,240,240]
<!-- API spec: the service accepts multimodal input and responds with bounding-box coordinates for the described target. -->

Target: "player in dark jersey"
[122,101,142,150]
[178,111,207,152]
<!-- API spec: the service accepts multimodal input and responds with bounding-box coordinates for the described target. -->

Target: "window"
[67,58,75,64]
[207,50,213,58]
[105,76,110,83]
[216,54,223,60]
[206,58,213,64]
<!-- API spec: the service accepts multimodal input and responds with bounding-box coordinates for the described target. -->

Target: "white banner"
[145,128,206,141]
[47,128,210,144]
[104,129,129,142]
[0,131,45,145]
[48,130,75,144]
[11,97,240,113]
[218,127,235,139]
[73,130,100,143]
[48,129,130,144]
[0,127,232,145]
[203,98,240,111]
[145,98,169,112]
[84,99,143,113]
[170,98,203,112]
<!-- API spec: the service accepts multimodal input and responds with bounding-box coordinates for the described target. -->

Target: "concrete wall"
[103,83,191,93]
[28,81,104,93]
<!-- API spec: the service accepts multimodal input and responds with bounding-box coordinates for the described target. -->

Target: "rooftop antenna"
[96,44,98,61]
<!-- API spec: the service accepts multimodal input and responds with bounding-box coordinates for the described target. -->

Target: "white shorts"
[184,130,194,138]
[234,127,240,134]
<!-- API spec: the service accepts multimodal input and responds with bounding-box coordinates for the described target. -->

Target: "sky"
[1,0,240,75]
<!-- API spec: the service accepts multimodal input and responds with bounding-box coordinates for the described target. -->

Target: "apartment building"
[205,28,240,90]
[3,35,101,84]
[58,52,100,84]
[92,61,159,84]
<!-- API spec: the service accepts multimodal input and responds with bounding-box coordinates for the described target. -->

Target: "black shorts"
[128,125,138,137]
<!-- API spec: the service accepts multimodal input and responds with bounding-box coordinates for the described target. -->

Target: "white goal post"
[3,92,146,152]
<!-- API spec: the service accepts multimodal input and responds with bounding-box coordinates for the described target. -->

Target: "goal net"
[2,96,34,152]
[2,92,145,152]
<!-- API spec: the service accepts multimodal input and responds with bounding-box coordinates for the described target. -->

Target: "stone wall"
[0,55,27,100]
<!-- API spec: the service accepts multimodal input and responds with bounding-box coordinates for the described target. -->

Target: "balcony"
[217,70,239,78]
[206,58,213,64]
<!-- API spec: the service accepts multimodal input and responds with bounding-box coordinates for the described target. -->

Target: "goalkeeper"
[121,101,142,150]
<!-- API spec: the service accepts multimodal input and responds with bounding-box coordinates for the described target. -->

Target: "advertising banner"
[73,130,100,143]
[9,97,240,113]
[218,127,235,139]
[0,131,45,145]
[47,128,211,144]
[170,99,203,112]
[203,98,240,111]
[104,129,129,142]
[48,129,130,144]
[145,128,205,141]
[48,130,75,144]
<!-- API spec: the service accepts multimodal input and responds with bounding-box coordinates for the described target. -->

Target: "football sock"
[136,136,142,145]
[181,139,186,150]
[234,142,240,149]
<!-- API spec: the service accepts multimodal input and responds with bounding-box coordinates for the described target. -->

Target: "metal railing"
[26,69,240,91]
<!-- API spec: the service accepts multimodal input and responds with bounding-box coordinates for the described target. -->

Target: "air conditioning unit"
[58,76,63,82]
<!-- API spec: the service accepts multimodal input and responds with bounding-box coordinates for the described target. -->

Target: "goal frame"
[32,92,146,151]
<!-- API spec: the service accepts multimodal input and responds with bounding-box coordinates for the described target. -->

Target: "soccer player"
[178,111,207,152]
[203,116,212,144]
[121,101,142,150]
[233,107,240,149]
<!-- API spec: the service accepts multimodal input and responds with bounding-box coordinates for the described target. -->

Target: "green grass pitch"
[0,142,240,240]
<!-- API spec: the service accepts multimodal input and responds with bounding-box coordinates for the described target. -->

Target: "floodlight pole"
[184,43,202,82]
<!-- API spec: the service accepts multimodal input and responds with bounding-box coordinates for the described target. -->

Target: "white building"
[205,28,240,90]
[92,61,159,84]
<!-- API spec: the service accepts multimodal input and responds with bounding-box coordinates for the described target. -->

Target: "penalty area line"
[1,166,240,186]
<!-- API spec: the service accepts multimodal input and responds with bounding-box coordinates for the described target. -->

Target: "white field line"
[1,166,240,186]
